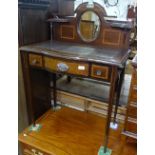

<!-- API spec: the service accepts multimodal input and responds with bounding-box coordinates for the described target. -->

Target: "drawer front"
[125,119,137,134]
[91,64,110,80]
[29,54,43,67]
[44,57,89,76]
[128,105,137,118]
[22,144,49,155]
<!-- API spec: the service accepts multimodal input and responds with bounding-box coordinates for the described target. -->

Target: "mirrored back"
[78,11,101,42]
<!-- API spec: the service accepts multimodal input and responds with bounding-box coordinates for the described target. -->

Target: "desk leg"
[21,52,35,126]
[53,73,57,107]
[52,73,61,110]
[104,66,118,153]
[113,67,125,123]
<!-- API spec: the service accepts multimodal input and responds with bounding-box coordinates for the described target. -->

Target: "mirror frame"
[77,10,101,43]
[75,2,107,43]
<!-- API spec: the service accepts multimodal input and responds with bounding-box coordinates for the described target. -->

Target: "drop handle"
[57,63,69,72]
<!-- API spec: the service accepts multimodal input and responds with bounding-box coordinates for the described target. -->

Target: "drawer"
[91,64,110,80]
[125,118,137,134]
[44,57,89,76]
[22,144,49,155]
[29,54,43,67]
[128,104,137,118]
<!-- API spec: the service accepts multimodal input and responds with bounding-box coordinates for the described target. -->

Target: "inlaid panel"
[60,25,75,40]
[102,29,121,46]
[91,64,110,80]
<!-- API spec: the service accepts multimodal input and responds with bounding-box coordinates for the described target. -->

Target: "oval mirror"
[78,11,101,42]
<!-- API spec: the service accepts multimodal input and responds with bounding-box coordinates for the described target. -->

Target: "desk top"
[20,40,130,67]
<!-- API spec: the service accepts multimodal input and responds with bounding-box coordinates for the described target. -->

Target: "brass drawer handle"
[57,63,69,72]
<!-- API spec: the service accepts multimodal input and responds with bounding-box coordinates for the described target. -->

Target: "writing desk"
[20,40,130,152]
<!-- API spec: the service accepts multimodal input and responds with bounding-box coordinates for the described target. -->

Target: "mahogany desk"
[20,40,130,152]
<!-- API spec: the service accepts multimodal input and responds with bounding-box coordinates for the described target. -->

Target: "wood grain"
[19,107,136,155]
[102,29,122,46]
[44,56,89,76]
[29,53,43,67]
[127,105,137,118]
[126,118,137,134]
[91,64,110,80]
[60,25,75,40]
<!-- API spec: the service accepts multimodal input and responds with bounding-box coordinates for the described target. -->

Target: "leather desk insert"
[44,56,89,76]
